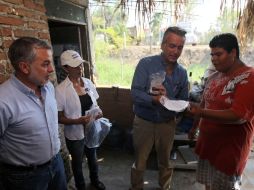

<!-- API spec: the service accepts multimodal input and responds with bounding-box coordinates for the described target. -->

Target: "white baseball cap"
[60,50,84,68]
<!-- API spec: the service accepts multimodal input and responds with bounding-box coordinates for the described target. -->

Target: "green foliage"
[91,4,131,50]
[98,27,125,49]
[199,27,221,45]
[92,16,105,33]
[187,63,209,82]
[149,13,163,44]
[95,55,208,87]
[94,40,113,58]
[218,9,238,32]
[95,56,135,87]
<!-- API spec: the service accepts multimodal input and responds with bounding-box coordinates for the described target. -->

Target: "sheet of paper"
[160,96,189,112]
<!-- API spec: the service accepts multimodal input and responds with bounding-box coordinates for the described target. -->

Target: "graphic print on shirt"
[204,72,250,108]
[222,72,250,95]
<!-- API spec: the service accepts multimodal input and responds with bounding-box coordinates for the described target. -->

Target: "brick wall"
[0,0,50,84]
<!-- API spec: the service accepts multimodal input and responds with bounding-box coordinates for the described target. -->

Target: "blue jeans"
[65,138,98,190]
[0,153,67,190]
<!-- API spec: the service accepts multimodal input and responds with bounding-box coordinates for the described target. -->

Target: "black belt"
[0,153,58,171]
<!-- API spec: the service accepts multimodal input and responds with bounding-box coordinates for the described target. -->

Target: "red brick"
[6,62,14,73]
[0,52,7,60]
[23,0,36,9]
[28,21,48,30]
[15,7,35,18]
[23,0,45,12]
[34,3,45,12]
[0,16,24,26]
[38,32,50,40]
[2,27,12,37]
[0,4,12,13]
[3,0,23,4]
[16,8,41,20]
[0,73,6,84]
[14,29,38,37]
[35,0,44,5]
[40,14,48,21]
[3,39,13,48]
[0,63,5,72]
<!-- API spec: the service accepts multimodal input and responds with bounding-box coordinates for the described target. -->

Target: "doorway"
[48,20,90,83]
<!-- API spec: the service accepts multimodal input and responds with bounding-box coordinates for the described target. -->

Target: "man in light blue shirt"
[130,26,189,190]
[0,37,67,190]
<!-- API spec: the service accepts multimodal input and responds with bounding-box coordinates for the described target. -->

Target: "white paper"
[160,96,189,112]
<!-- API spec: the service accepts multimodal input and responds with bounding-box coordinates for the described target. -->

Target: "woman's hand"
[187,102,203,118]
[95,112,103,120]
[79,115,91,125]
[188,125,199,140]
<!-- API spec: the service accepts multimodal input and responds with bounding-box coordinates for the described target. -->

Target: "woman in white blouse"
[55,50,105,190]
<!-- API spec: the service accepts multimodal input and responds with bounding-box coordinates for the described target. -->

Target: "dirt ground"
[67,148,254,190]
[113,45,211,69]
[67,147,205,190]
[112,44,254,68]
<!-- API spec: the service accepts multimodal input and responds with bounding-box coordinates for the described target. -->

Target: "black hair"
[209,33,240,58]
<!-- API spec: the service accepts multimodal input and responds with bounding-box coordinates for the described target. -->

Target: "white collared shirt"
[55,77,99,140]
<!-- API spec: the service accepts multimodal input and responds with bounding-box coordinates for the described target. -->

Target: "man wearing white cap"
[55,50,105,190]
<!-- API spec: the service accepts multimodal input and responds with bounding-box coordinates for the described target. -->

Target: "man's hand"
[152,95,162,105]
[151,84,167,105]
[152,84,166,96]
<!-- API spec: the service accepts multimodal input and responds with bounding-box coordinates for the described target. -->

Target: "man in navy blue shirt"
[130,26,189,190]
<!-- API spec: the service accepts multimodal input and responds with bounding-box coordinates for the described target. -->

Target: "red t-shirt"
[195,66,254,176]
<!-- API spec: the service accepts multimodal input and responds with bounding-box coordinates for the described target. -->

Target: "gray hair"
[8,37,52,70]
[161,26,187,44]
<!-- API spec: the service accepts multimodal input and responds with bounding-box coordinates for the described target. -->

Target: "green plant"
[94,40,114,58]
[95,56,135,87]
[187,63,209,82]
[98,27,124,49]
